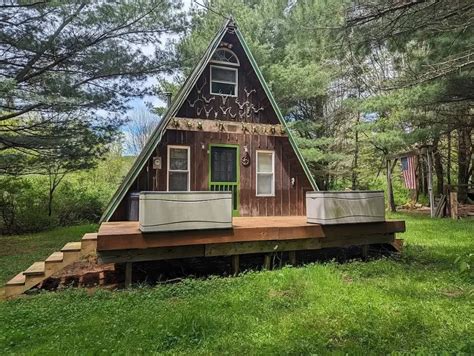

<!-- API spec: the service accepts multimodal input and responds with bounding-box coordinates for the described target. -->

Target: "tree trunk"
[447,130,451,185]
[386,158,396,212]
[48,188,54,217]
[432,137,444,196]
[457,126,472,203]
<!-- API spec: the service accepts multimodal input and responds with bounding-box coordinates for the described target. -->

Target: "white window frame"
[210,48,240,67]
[256,150,275,197]
[210,64,238,97]
[167,145,191,192]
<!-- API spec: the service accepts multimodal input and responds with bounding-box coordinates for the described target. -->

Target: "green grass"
[0,224,97,285]
[0,214,473,354]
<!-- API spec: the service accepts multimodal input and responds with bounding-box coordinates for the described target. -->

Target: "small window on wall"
[256,150,275,196]
[167,146,190,191]
[210,65,237,96]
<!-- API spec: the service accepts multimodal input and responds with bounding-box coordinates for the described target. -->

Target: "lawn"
[0,213,473,354]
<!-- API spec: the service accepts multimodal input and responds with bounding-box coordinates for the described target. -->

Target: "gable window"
[210,65,237,96]
[211,48,240,66]
[256,150,275,196]
[167,145,190,191]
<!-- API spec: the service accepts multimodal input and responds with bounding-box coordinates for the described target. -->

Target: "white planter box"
[139,192,233,232]
[306,191,385,225]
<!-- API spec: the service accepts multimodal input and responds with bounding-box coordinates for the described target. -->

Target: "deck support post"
[361,245,369,259]
[231,255,240,275]
[125,262,132,288]
[288,251,296,266]
[263,254,271,270]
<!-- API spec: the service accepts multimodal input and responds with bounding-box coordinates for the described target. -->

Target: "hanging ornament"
[241,147,250,167]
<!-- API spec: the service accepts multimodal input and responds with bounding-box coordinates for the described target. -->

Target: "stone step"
[23,262,45,276]
[45,251,64,263]
[6,272,26,286]
[61,242,82,252]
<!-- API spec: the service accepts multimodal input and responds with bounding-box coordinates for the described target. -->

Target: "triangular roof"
[100,18,318,222]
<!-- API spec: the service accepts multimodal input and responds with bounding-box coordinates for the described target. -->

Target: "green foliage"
[0,214,473,353]
[454,253,474,280]
[0,153,133,234]
[0,176,54,234]
[0,1,185,119]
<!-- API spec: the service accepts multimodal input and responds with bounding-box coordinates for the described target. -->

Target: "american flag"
[401,156,417,189]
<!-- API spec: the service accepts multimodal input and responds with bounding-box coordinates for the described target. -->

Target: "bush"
[0,176,54,234]
[54,180,104,226]
[0,155,132,234]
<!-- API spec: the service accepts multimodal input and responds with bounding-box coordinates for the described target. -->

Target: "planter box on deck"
[139,191,233,232]
[306,191,385,225]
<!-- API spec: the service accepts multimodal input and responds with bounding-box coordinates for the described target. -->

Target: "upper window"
[210,65,237,96]
[211,48,239,66]
[167,146,190,191]
[256,151,275,197]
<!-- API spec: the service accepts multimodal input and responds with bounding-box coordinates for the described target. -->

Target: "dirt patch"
[440,289,464,298]
[38,255,118,292]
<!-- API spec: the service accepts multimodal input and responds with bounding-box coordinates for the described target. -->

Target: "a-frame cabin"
[4,19,405,297]
[101,19,317,222]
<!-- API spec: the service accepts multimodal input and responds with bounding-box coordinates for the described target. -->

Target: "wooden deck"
[97,217,405,264]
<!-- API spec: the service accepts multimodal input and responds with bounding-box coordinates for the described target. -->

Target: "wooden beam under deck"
[98,233,397,264]
[97,217,405,263]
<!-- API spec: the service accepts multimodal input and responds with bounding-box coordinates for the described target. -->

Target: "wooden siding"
[176,31,279,125]
[111,129,313,220]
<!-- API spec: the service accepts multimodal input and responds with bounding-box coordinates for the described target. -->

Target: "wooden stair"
[391,239,404,252]
[4,233,97,298]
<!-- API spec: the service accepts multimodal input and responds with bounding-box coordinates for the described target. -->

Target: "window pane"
[169,172,188,191]
[211,67,236,82]
[257,152,273,173]
[257,174,273,195]
[211,49,239,64]
[170,148,188,170]
[211,82,235,96]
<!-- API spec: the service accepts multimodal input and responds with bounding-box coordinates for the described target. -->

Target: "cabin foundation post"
[263,254,272,270]
[288,251,297,266]
[361,245,369,259]
[231,255,240,276]
[125,262,132,288]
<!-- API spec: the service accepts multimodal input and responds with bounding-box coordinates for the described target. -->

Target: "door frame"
[208,143,240,216]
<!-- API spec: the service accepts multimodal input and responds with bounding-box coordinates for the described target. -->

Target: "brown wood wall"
[176,32,279,125]
[111,129,312,220]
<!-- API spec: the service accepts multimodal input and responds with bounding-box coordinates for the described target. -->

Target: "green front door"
[209,144,240,216]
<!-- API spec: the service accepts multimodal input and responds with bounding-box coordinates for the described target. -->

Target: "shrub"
[0,155,132,234]
[0,176,54,234]
[54,180,104,226]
